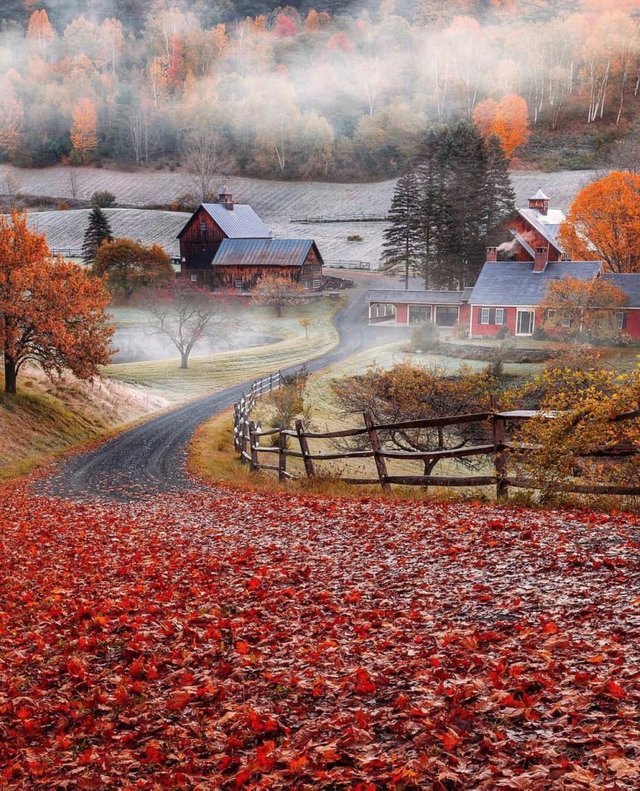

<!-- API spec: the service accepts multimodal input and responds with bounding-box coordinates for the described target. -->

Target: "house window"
[560,311,572,328]
[495,308,504,325]
[615,310,626,330]
[545,309,557,323]
[190,273,198,282]
[480,307,490,325]
[370,303,396,322]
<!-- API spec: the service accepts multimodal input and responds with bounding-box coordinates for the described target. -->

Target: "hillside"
[0,368,167,479]
[3,165,597,265]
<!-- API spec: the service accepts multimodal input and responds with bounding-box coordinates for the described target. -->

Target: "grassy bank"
[0,369,168,479]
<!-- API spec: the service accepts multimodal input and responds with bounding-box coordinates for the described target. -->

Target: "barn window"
[190,273,198,282]
[235,279,243,289]
[199,221,207,241]
[312,279,321,288]
[495,308,504,325]
[480,307,490,325]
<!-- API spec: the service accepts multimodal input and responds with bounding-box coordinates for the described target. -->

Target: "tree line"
[0,1,640,179]
[382,122,515,289]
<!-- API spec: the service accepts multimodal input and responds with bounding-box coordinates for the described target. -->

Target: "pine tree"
[381,169,421,290]
[484,134,517,246]
[82,206,113,265]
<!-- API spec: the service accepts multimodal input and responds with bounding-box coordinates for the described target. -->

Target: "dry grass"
[0,368,168,479]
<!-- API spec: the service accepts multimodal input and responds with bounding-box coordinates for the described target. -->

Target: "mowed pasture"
[1,164,599,266]
[27,208,188,259]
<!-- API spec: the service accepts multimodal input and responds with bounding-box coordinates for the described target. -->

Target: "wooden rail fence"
[232,388,640,500]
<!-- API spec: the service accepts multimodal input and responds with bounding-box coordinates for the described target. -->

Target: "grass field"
[103,298,342,403]
[2,163,600,266]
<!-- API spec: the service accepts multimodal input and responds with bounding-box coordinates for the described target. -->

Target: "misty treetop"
[382,123,515,289]
[0,1,638,179]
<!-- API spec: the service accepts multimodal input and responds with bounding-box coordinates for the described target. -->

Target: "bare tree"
[68,168,80,202]
[181,127,233,203]
[146,280,232,369]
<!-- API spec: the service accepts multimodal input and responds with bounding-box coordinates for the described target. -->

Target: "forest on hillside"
[1,0,639,180]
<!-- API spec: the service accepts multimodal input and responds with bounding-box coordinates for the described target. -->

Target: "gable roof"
[177,203,273,239]
[469,261,602,306]
[601,273,640,308]
[212,238,321,268]
[365,289,466,305]
[529,188,549,201]
[517,207,566,251]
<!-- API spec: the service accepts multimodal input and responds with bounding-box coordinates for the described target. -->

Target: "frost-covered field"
[1,165,598,265]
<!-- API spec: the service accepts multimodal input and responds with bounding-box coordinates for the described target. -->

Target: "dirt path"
[44,277,395,501]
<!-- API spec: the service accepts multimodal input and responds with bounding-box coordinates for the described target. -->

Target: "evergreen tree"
[381,169,421,290]
[410,121,515,289]
[485,134,517,246]
[82,206,113,265]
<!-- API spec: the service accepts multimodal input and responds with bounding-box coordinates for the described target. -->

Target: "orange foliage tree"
[558,171,640,273]
[92,239,174,300]
[70,98,98,163]
[26,9,55,54]
[540,275,628,341]
[0,212,113,394]
[473,93,529,158]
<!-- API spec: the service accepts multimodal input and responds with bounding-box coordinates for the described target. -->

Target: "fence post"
[278,430,287,482]
[364,410,390,492]
[492,413,508,501]
[241,419,251,464]
[249,421,259,471]
[296,419,315,478]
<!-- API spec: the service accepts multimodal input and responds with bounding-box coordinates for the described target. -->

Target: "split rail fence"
[233,378,640,500]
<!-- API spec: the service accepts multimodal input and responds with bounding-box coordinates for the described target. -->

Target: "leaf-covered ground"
[1,483,639,788]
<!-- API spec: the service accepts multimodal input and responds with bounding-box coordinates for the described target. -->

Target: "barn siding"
[507,217,561,261]
[179,206,227,269]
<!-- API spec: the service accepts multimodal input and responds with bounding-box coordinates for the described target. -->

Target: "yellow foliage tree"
[71,97,98,163]
[540,275,628,341]
[558,171,640,272]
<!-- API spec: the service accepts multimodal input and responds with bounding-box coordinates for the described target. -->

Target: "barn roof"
[601,273,640,308]
[212,238,320,268]
[469,261,602,306]
[365,289,467,305]
[177,203,273,239]
[517,207,566,251]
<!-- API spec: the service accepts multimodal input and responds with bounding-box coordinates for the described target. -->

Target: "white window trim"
[615,309,625,330]
[190,273,198,282]
[495,308,504,325]
[480,307,490,325]
[515,309,535,336]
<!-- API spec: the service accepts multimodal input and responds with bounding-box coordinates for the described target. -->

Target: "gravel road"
[44,279,394,501]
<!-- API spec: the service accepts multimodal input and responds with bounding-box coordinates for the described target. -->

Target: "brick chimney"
[533,247,549,272]
[218,186,234,210]
[486,246,498,262]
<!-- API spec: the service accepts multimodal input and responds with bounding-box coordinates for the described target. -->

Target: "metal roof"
[518,209,566,252]
[213,238,319,268]
[365,289,467,305]
[469,261,602,306]
[517,207,566,251]
[200,203,273,239]
[601,273,640,308]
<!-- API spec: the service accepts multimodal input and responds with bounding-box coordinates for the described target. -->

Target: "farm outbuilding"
[178,189,323,291]
[366,289,472,327]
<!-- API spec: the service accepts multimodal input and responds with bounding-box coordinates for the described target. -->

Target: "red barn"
[505,189,566,262]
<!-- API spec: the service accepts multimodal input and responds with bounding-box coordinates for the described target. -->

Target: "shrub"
[91,190,116,208]
[410,321,439,352]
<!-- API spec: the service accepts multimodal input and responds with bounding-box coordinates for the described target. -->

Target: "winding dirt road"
[45,283,392,501]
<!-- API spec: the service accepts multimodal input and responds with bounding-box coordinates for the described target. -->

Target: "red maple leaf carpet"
[0,483,639,788]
